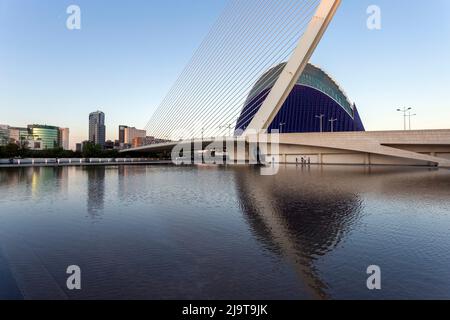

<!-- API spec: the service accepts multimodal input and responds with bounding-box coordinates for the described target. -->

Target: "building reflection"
[117,165,149,203]
[0,167,70,198]
[234,166,364,299]
[86,167,106,219]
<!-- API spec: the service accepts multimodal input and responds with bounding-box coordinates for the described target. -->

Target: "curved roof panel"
[244,62,354,116]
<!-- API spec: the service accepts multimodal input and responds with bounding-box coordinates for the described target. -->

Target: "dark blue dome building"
[235,63,365,134]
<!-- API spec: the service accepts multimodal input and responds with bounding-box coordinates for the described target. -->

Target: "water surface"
[0,165,449,299]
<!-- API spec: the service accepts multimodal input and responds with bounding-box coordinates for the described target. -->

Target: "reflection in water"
[0,165,450,299]
[235,167,363,299]
[86,167,105,219]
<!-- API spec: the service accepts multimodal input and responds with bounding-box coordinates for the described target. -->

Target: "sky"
[1,0,450,149]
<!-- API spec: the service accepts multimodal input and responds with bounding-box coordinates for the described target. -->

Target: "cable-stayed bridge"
[123,0,450,168]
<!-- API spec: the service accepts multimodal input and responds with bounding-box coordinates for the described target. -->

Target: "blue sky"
[1,0,450,148]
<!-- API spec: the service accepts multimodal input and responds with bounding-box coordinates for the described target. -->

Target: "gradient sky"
[1,0,450,149]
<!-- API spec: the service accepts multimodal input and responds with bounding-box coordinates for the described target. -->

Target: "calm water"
[0,165,449,300]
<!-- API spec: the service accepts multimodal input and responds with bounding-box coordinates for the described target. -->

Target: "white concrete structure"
[120,130,450,168]
[270,130,450,167]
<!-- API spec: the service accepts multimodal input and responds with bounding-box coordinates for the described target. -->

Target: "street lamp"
[279,122,286,134]
[315,114,325,133]
[329,118,338,133]
[397,107,412,130]
[219,124,233,137]
[408,112,417,130]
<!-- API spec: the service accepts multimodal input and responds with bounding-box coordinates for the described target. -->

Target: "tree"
[0,143,20,158]
[82,142,102,158]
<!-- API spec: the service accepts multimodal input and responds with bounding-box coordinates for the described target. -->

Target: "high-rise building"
[119,125,128,144]
[89,111,106,147]
[124,127,146,145]
[0,125,9,146]
[76,143,82,153]
[28,125,60,149]
[59,128,70,150]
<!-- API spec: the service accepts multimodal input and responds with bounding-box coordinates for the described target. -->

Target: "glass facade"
[28,125,60,149]
[0,125,9,146]
[89,111,106,147]
[9,127,30,146]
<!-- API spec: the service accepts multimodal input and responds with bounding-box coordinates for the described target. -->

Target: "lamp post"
[397,107,412,130]
[219,124,233,137]
[279,122,286,134]
[315,114,325,133]
[329,118,338,133]
[408,112,417,130]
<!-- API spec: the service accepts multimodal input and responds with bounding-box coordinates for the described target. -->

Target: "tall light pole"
[408,112,417,130]
[219,124,233,137]
[397,107,412,130]
[329,118,338,133]
[279,122,286,134]
[315,114,325,133]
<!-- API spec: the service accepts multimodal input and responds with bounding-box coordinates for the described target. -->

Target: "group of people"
[296,157,311,165]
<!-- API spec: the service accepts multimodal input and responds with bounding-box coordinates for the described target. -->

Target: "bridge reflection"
[234,166,364,299]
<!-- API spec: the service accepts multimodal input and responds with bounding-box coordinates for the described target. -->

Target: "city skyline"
[1,0,450,149]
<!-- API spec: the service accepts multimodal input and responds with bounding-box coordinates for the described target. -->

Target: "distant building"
[78,140,91,153]
[143,136,156,145]
[130,136,164,148]
[0,125,9,146]
[132,137,144,148]
[59,128,70,150]
[124,127,146,145]
[28,125,60,149]
[104,140,115,150]
[24,139,44,151]
[89,111,106,147]
[8,127,29,146]
[119,125,128,144]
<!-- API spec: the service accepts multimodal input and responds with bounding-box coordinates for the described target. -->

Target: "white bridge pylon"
[243,0,342,135]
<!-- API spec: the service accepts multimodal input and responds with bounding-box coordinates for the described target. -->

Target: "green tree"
[82,142,102,158]
[1,143,20,158]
